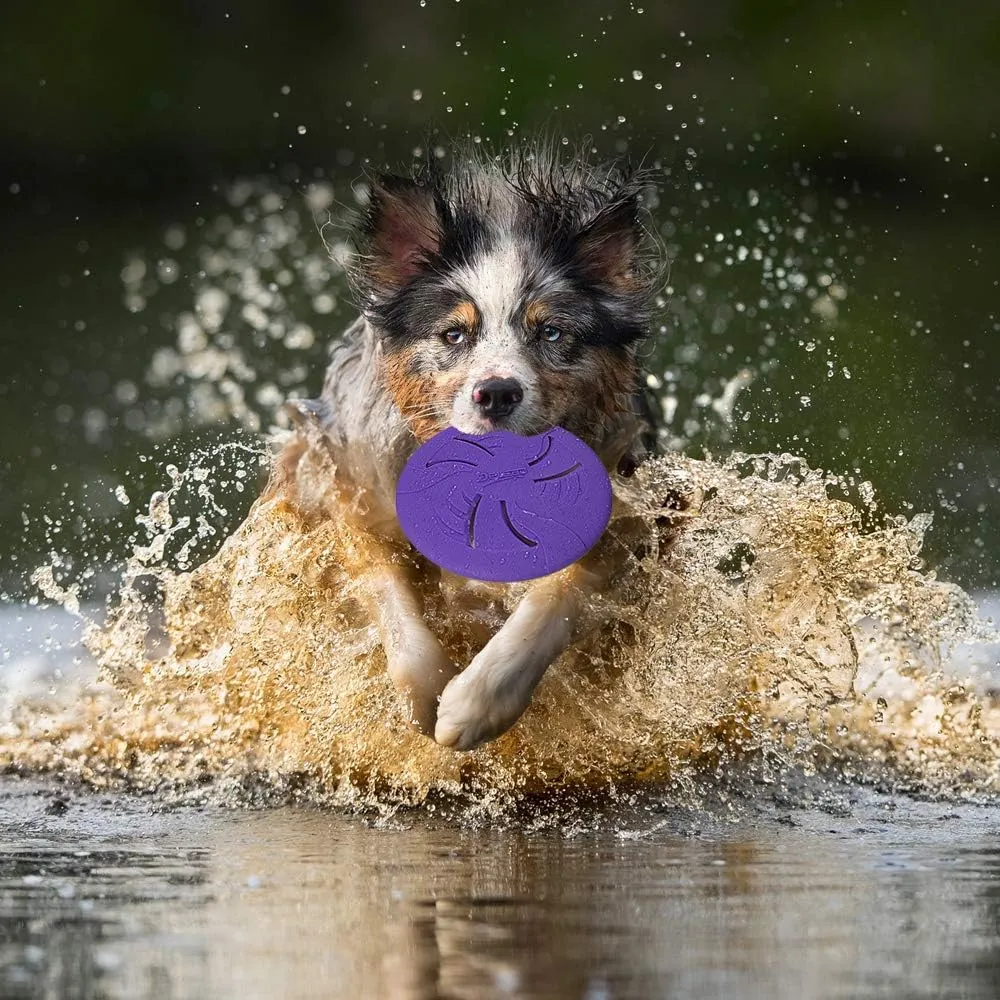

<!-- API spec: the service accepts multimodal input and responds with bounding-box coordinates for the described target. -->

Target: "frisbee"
[395,426,612,582]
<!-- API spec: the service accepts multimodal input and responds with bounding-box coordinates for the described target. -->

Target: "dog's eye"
[541,325,562,343]
[443,329,466,345]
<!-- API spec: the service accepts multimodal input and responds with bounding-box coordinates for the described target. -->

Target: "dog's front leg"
[434,559,606,751]
[362,562,460,736]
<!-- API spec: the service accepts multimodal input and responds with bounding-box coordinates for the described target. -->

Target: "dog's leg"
[434,557,608,751]
[363,562,460,736]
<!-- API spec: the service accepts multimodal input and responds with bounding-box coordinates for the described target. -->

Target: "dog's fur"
[274,143,662,750]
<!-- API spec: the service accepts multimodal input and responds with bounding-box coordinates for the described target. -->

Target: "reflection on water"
[2,781,1000,1000]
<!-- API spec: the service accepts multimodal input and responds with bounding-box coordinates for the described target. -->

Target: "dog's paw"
[434,652,537,751]
[386,638,460,737]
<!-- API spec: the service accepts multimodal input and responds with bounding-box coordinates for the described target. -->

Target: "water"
[3,7,999,996]
[4,161,999,1000]
[2,602,999,997]
[6,438,1000,997]
[3,769,1000,1000]
[5,446,995,805]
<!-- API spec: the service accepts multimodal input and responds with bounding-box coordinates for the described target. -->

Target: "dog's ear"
[361,175,442,294]
[573,194,643,292]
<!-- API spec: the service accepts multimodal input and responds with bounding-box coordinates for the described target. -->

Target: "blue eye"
[541,325,562,343]
[443,329,466,345]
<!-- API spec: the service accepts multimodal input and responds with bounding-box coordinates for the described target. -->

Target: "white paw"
[434,650,539,751]
[386,637,459,737]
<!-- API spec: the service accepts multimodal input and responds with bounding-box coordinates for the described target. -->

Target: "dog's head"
[348,148,660,446]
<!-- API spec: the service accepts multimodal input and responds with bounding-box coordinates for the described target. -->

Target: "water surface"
[3,776,1000,1000]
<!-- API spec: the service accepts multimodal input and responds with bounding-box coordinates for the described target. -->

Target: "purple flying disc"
[395,426,612,583]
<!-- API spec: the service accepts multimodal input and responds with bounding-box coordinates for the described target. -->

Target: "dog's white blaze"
[452,239,523,331]
[448,239,543,434]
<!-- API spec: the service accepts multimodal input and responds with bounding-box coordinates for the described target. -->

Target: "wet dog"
[275,144,661,750]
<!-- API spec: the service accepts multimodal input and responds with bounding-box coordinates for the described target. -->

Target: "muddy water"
[4,459,1000,1000]
[3,774,1000,1000]
[9,448,999,806]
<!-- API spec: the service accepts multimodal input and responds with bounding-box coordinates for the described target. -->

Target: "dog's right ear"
[358,175,442,297]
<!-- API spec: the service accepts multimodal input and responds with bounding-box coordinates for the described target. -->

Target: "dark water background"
[0,0,998,597]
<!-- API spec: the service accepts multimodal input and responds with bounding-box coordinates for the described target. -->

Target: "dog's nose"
[471,377,523,418]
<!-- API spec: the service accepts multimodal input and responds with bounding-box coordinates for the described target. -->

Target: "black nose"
[471,377,523,418]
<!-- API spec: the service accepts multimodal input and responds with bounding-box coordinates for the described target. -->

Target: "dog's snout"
[471,377,523,418]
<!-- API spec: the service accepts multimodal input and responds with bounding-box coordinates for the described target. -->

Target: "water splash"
[5,444,998,812]
[112,171,849,456]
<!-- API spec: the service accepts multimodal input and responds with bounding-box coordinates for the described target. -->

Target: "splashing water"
[7,443,1000,812]
[110,171,849,454]
[5,174,999,815]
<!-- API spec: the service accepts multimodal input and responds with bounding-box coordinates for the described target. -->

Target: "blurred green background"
[0,0,997,597]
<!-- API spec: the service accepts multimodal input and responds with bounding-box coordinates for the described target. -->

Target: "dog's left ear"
[573,194,643,292]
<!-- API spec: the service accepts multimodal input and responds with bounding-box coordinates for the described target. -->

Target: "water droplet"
[412,89,423,101]
[632,69,643,81]
[156,259,180,284]
[296,125,307,135]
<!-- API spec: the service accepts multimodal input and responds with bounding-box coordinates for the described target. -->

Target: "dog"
[274,142,662,750]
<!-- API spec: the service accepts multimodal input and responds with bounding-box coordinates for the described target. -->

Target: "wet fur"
[275,142,663,749]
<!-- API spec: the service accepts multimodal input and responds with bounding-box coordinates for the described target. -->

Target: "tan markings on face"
[524,300,551,330]
[442,300,479,334]
[381,345,467,442]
